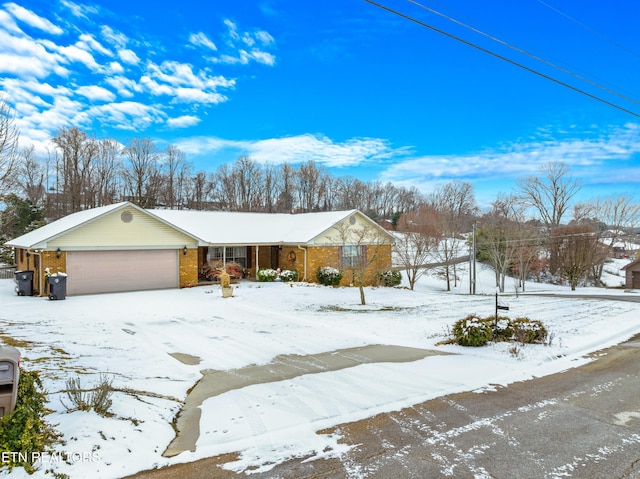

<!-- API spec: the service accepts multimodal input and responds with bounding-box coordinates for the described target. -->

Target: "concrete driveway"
[127,333,640,479]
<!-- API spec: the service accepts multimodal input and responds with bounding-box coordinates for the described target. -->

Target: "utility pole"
[471,221,477,295]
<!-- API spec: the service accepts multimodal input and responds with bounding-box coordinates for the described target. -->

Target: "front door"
[270,246,280,270]
[633,271,640,289]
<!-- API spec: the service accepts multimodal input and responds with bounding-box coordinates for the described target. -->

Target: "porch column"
[255,245,259,277]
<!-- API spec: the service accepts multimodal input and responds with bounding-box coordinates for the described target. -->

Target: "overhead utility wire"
[365,0,640,118]
[535,0,640,61]
[409,0,640,108]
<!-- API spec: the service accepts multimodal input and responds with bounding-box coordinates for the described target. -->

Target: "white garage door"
[66,250,179,295]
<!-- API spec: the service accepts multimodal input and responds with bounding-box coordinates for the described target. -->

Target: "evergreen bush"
[378,269,402,287]
[452,314,493,347]
[257,269,278,282]
[511,317,548,344]
[317,266,343,286]
[279,269,298,282]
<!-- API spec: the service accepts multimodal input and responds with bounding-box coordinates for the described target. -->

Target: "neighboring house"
[5,202,394,296]
[621,257,640,290]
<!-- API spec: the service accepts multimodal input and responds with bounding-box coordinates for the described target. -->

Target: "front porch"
[196,244,305,284]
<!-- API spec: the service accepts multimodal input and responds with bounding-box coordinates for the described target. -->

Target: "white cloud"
[378,123,640,195]
[0,30,68,78]
[75,85,116,102]
[51,42,101,71]
[174,87,227,104]
[0,9,22,34]
[61,0,99,20]
[100,25,128,49]
[175,134,404,168]
[139,75,174,96]
[189,32,217,51]
[4,2,63,35]
[104,75,142,97]
[77,33,113,57]
[167,115,201,128]
[83,101,165,131]
[118,48,139,65]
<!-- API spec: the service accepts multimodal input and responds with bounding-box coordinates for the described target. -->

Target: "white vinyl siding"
[66,250,179,295]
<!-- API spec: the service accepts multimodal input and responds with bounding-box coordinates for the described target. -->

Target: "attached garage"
[622,258,640,290]
[66,250,179,295]
[5,202,202,297]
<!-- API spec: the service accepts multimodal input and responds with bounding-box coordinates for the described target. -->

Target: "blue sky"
[1,0,639,208]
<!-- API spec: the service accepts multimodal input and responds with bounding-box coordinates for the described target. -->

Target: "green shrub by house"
[279,269,298,282]
[317,266,343,286]
[257,269,278,282]
[378,269,402,287]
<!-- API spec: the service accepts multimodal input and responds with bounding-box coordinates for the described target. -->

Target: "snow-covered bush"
[378,269,402,287]
[279,269,298,282]
[486,316,512,342]
[512,317,548,344]
[317,266,343,286]
[452,314,493,347]
[451,315,548,347]
[257,269,278,282]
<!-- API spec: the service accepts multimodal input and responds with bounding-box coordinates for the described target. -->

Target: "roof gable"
[5,202,201,249]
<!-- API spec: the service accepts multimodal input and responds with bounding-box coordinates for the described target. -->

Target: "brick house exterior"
[6,202,395,296]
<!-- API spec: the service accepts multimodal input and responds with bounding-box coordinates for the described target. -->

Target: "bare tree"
[518,161,581,228]
[573,194,640,285]
[52,127,98,214]
[0,96,19,196]
[331,218,392,305]
[549,224,604,290]
[394,206,440,290]
[122,138,160,208]
[429,181,478,291]
[296,160,325,212]
[16,145,46,206]
[92,139,122,207]
[160,145,191,209]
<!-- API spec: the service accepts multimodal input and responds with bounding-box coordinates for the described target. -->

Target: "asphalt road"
[127,332,640,479]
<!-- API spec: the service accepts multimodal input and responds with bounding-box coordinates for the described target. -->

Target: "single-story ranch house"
[5,202,394,296]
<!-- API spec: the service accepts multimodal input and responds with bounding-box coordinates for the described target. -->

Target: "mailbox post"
[0,345,21,417]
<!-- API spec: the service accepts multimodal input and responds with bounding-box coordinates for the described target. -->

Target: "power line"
[365,0,640,118]
[535,0,640,61]
[408,0,640,108]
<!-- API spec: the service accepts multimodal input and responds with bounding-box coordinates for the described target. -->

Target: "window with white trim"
[341,245,365,268]
[208,246,247,267]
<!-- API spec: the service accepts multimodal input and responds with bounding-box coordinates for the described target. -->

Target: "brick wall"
[180,249,198,288]
[307,244,392,286]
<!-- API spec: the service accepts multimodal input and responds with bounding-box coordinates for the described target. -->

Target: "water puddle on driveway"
[163,344,451,457]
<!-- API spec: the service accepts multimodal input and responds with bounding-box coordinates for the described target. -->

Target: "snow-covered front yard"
[0,261,639,478]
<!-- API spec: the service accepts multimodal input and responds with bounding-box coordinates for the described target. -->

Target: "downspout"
[297,245,307,281]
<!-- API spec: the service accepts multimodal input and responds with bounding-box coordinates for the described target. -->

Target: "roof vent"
[121,211,133,223]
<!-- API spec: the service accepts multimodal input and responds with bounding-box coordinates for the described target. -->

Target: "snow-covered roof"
[148,208,363,245]
[4,202,388,249]
[5,202,130,249]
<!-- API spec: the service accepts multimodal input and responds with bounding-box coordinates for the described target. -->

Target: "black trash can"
[14,270,34,296]
[47,274,67,300]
